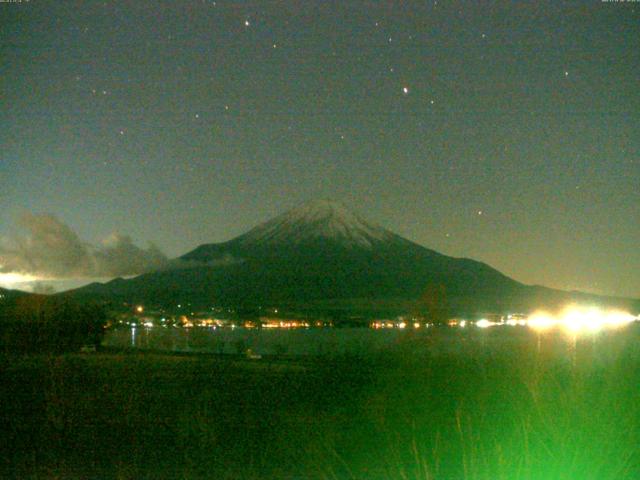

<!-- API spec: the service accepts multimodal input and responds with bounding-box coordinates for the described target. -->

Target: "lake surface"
[103,322,640,360]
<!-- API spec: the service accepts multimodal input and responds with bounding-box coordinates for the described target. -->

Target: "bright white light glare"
[527,305,636,334]
[605,310,638,327]
[476,319,494,329]
[527,312,556,331]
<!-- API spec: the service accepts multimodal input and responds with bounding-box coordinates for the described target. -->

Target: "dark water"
[103,323,640,360]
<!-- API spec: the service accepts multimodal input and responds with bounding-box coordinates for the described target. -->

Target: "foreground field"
[2,329,640,479]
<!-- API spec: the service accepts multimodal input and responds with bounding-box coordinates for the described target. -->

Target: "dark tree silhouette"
[0,295,107,353]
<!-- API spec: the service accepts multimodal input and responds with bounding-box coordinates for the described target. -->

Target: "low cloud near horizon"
[0,213,168,279]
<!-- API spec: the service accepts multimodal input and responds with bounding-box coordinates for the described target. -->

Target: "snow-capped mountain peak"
[237,200,392,248]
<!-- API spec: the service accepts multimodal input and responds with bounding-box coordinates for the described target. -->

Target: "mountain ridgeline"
[67,201,638,319]
[0,287,30,302]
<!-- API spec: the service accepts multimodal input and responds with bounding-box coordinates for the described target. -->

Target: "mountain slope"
[66,201,639,317]
[237,199,393,248]
[0,287,30,301]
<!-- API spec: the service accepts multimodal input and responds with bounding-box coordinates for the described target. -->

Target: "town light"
[527,312,556,331]
[527,305,636,334]
[475,319,494,328]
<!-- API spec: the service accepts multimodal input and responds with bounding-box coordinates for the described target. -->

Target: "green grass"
[2,329,640,479]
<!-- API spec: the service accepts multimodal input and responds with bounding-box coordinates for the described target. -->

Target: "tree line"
[0,295,107,354]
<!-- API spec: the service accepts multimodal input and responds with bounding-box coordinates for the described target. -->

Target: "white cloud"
[0,213,168,279]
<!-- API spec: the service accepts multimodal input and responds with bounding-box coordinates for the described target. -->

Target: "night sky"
[1,1,639,297]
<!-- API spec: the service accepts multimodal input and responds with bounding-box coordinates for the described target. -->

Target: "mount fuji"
[67,200,638,318]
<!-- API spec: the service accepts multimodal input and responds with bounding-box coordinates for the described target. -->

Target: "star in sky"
[1,1,638,298]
